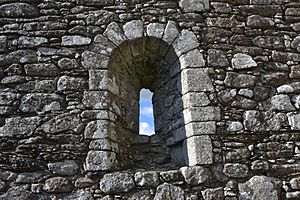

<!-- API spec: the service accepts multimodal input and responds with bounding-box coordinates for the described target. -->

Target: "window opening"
[139,88,155,136]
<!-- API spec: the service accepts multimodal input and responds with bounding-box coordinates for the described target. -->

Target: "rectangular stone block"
[84,120,117,141]
[89,70,120,95]
[182,92,210,109]
[82,91,121,115]
[85,150,117,171]
[184,135,213,165]
[170,122,216,145]
[181,69,215,94]
[185,122,216,137]
[183,107,221,123]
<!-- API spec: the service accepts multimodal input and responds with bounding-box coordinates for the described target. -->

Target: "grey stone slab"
[239,176,281,200]
[231,53,257,69]
[61,35,91,46]
[99,172,135,193]
[103,22,127,46]
[181,68,214,94]
[85,150,118,171]
[146,23,165,39]
[183,135,213,165]
[180,166,210,185]
[183,106,221,123]
[123,20,144,40]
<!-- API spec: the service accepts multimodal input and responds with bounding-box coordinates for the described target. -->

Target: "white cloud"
[141,106,153,117]
[140,89,153,100]
[139,122,155,136]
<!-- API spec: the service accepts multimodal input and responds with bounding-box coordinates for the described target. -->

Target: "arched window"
[84,21,218,171]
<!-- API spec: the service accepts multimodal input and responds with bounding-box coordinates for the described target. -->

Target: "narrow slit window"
[139,89,155,136]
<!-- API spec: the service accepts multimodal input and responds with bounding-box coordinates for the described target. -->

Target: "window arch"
[83,21,219,171]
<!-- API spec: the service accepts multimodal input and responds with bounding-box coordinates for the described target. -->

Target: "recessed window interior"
[139,89,155,136]
[106,37,186,170]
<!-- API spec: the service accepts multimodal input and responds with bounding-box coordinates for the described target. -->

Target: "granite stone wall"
[0,0,300,199]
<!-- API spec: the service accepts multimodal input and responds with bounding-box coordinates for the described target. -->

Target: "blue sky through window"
[139,89,155,136]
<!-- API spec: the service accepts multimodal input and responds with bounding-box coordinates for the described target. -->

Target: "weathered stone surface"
[129,190,152,200]
[62,189,94,200]
[183,121,216,138]
[47,160,79,176]
[89,139,119,152]
[247,15,274,29]
[89,70,119,95]
[85,150,117,171]
[0,3,39,18]
[84,120,117,140]
[24,63,58,76]
[0,116,40,138]
[57,75,87,91]
[286,8,300,16]
[291,22,300,32]
[227,121,243,132]
[201,187,224,200]
[43,177,73,193]
[41,114,83,134]
[103,22,127,46]
[16,172,44,183]
[146,23,165,39]
[160,170,183,182]
[183,135,213,165]
[184,107,221,123]
[243,110,287,132]
[224,163,249,178]
[154,183,184,200]
[180,166,210,185]
[76,0,114,6]
[231,96,257,109]
[173,30,199,56]
[269,95,295,111]
[0,171,17,181]
[0,50,37,65]
[286,191,300,199]
[82,51,109,69]
[134,171,160,187]
[253,36,285,49]
[224,72,257,88]
[277,85,294,94]
[180,49,205,69]
[19,93,62,113]
[290,65,300,79]
[0,187,34,200]
[123,20,143,40]
[288,113,300,130]
[99,172,135,194]
[0,36,7,53]
[182,92,210,108]
[181,69,215,93]
[163,21,179,44]
[239,176,281,200]
[74,177,94,188]
[58,58,78,70]
[179,0,209,12]
[290,176,300,190]
[291,36,300,52]
[208,49,229,67]
[18,36,48,48]
[0,92,18,106]
[231,53,257,69]
[251,160,270,172]
[62,35,91,46]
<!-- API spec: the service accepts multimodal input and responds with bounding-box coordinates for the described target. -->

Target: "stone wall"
[0,0,300,199]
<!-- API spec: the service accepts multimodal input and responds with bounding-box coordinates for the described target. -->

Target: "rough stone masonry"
[0,0,300,199]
